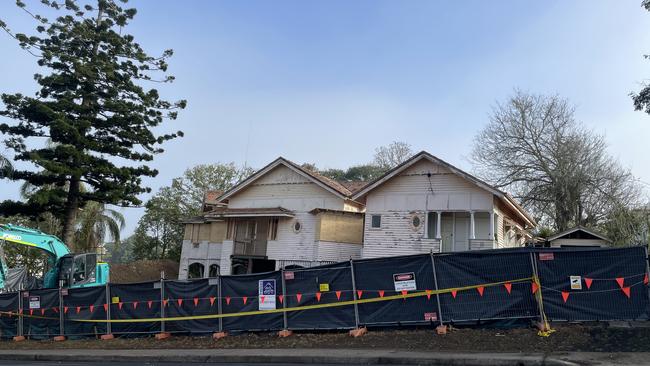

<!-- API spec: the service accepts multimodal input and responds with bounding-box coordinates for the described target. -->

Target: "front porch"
[425,211,497,252]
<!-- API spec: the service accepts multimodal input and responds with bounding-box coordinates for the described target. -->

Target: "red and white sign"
[424,312,438,321]
[539,253,554,261]
[284,271,294,280]
[393,272,417,291]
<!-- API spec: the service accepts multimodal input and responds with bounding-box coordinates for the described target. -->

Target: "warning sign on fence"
[258,279,276,310]
[393,272,417,291]
[570,276,582,290]
[29,296,40,309]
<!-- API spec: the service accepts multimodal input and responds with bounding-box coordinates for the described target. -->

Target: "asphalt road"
[0,363,349,366]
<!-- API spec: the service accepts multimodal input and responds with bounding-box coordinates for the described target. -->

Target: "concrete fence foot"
[278,329,293,338]
[53,335,66,342]
[349,327,367,337]
[12,336,25,342]
[100,334,115,340]
[155,332,171,340]
[212,332,228,340]
[436,325,448,335]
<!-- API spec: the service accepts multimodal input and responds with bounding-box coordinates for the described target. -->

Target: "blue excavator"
[0,224,109,290]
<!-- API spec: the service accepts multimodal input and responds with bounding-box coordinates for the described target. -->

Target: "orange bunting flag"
[616,277,625,289]
[118,303,123,310]
[336,291,342,300]
[64,306,69,314]
[426,290,432,300]
[532,282,539,294]
[103,304,108,312]
[278,295,284,304]
[644,274,649,286]
[451,290,457,299]
[260,296,265,304]
[296,293,302,303]
[53,307,58,314]
[584,278,593,289]
[357,290,363,299]
[316,292,322,302]
[225,297,231,305]
[193,298,199,307]
[147,301,153,309]
[504,283,512,294]
[378,290,385,298]
[622,287,631,298]
[561,291,570,303]
[133,302,138,310]
[89,305,94,313]
[242,296,248,305]
[76,306,81,314]
[41,309,45,316]
[163,299,169,307]
[177,299,183,307]
[476,287,485,297]
[401,290,408,297]
[210,297,216,306]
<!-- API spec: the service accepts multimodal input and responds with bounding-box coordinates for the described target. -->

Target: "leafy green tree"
[0,152,11,178]
[104,235,135,264]
[0,0,186,248]
[132,163,253,261]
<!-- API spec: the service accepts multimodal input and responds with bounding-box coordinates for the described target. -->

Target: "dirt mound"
[109,259,179,283]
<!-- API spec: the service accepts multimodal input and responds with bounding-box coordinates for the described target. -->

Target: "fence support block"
[212,331,228,340]
[349,326,367,337]
[155,332,171,340]
[278,329,293,338]
[12,336,25,342]
[100,334,114,340]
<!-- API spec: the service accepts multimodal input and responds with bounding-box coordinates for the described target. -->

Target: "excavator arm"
[0,224,109,289]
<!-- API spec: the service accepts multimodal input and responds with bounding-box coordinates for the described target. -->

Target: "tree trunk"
[62,177,81,250]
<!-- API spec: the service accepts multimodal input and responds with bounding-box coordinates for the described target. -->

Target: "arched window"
[208,264,220,277]
[188,262,205,279]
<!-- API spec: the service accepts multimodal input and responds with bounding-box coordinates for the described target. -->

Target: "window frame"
[370,214,382,229]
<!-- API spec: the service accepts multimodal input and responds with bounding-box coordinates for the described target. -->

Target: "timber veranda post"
[430,251,444,327]
[280,267,288,330]
[350,259,360,329]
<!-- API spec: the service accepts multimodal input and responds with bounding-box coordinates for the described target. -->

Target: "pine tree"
[0,0,186,248]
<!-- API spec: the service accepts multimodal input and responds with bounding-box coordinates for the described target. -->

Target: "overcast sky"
[1,0,650,236]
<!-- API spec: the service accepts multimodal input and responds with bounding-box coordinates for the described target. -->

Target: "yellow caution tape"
[0,277,537,324]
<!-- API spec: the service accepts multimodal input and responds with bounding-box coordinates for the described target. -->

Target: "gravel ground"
[2,323,649,352]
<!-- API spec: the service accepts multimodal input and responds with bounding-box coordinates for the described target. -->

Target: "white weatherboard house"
[178,151,536,279]
[351,151,536,258]
[178,157,364,278]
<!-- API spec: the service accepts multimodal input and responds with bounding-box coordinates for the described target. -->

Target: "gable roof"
[216,157,352,203]
[547,226,611,243]
[352,151,536,228]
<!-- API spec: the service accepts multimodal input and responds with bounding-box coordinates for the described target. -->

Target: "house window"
[208,264,220,278]
[427,212,437,239]
[411,214,422,230]
[371,215,381,228]
[268,218,279,240]
[188,262,205,279]
[226,219,235,240]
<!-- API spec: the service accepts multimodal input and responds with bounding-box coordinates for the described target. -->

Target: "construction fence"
[0,246,648,339]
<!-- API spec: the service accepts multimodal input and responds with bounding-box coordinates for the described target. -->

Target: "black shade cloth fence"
[0,247,647,339]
